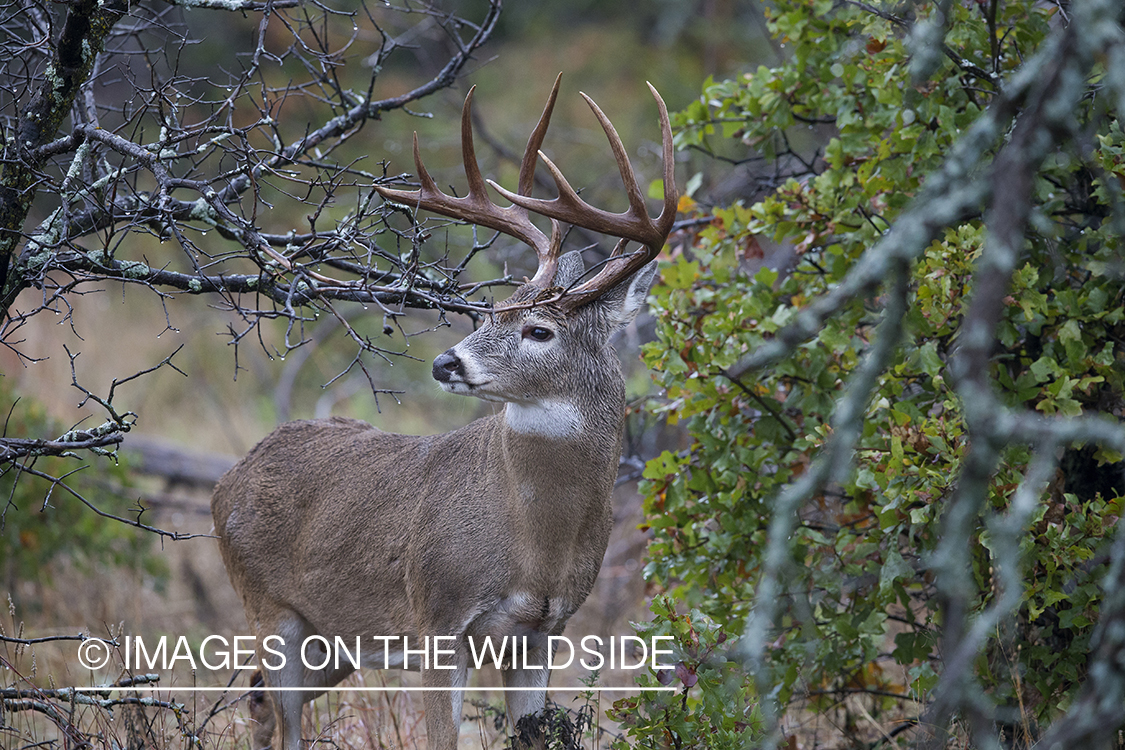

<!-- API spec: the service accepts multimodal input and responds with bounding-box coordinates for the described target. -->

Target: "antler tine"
[577,90,649,230]
[650,81,677,237]
[518,72,562,199]
[373,86,560,265]
[520,73,565,286]
[459,87,491,201]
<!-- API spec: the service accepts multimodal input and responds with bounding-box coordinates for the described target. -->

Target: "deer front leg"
[420,644,470,750]
[247,670,276,750]
[254,612,356,749]
[502,636,551,750]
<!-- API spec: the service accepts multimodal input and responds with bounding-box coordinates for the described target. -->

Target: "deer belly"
[359,641,408,670]
[470,591,573,640]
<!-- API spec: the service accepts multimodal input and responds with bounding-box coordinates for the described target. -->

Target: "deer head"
[374,74,676,433]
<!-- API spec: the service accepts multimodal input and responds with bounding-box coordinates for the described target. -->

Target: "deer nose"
[432,350,462,382]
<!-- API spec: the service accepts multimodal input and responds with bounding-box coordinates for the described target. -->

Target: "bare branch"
[0,0,509,513]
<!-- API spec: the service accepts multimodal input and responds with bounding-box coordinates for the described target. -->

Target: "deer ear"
[598,259,658,330]
[554,250,585,289]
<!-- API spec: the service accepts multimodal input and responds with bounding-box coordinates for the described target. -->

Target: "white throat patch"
[505,401,584,440]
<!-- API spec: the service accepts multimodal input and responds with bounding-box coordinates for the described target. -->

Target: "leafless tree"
[0,0,515,483]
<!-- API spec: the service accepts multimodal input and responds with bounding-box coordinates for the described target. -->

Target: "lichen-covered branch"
[743,254,912,743]
[0,0,127,305]
[728,0,1125,745]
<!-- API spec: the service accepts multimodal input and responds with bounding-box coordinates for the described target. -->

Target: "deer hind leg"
[502,638,551,750]
[248,670,276,750]
[256,612,357,749]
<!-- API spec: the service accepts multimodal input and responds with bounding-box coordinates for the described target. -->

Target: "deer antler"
[373,75,566,284]
[374,76,677,310]
[488,81,676,309]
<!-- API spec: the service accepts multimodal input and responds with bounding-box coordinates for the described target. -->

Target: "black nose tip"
[432,350,462,382]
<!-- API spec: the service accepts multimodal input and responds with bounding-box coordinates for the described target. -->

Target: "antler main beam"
[489,83,675,254]
[374,76,677,310]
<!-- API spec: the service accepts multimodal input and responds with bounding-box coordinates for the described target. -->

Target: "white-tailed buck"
[211,74,676,750]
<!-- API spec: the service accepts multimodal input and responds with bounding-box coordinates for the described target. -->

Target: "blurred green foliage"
[620,0,1125,743]
[0,379,164,603]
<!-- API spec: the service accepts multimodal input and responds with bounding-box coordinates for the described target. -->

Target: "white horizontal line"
[71,686,676,693]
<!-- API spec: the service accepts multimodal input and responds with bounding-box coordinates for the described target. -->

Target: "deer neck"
[497,383,624,505]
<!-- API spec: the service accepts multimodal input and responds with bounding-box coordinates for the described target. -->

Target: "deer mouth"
[438,378,497,398]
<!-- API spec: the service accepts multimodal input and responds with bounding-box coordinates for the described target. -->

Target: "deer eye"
[522,325,554,342]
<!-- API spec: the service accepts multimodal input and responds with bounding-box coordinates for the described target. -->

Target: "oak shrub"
[613,1,1125,746]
